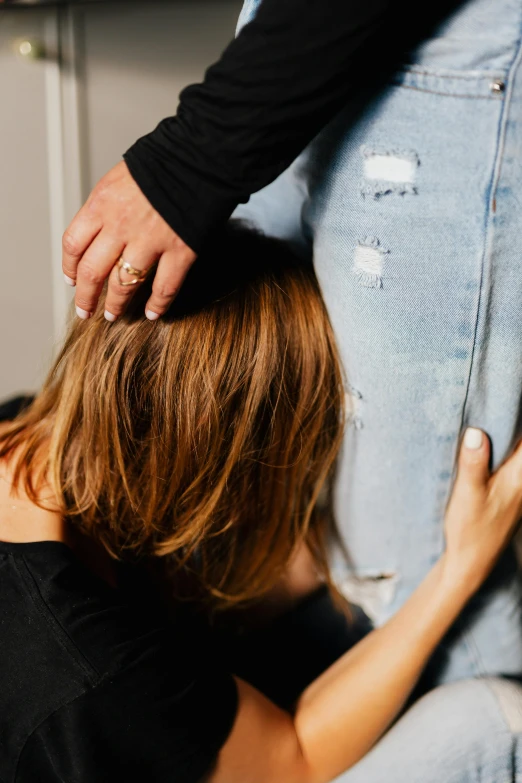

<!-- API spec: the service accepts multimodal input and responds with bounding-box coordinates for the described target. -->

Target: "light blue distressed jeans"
[235,0,522,778]
[336,678,522,783]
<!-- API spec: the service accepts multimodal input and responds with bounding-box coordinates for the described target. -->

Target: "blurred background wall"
[0,0,242,401]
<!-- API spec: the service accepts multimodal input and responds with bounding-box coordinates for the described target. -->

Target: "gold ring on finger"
[117,256,147,287]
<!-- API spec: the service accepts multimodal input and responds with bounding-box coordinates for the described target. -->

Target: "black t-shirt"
[0,397,369,780]
[0,541,369,783]
[0,540,237,783]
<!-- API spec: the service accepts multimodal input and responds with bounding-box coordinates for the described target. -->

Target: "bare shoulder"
[0,426,64,543]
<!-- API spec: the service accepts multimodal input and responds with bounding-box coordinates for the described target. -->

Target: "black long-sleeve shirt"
[124,0,460,254]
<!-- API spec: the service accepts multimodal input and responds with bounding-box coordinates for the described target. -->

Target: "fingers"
[144,248,195,320]
[456,427,491,489]
[62,211,102,286]
[103,246,160,320]
[62,161,198,321]
[74,233,125,319]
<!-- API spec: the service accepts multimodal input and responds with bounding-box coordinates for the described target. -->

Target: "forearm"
[216,431,522,783]
[294,556,473,782]
[216,556,473,783]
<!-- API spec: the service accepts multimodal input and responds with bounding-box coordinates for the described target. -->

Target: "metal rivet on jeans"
[490,79,505,93]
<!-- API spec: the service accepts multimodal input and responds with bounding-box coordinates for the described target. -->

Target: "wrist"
[437,552,481,603]
[395,556,476,652]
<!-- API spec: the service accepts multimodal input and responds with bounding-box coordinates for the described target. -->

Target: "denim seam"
[394,83,504,100]
[483,678,522,734]
[454,26,522,512]
[488,30,522,211]
[462,629,488,678]
[399,66,508,81]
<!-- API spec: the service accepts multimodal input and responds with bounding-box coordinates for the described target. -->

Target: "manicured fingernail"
[75,306,91,320]
[64,275,76,287]
[464,427,483,450]
[104,310,117,323]
[145,309,160,321]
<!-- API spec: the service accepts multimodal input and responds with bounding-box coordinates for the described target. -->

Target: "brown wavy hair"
[0,224,345,609]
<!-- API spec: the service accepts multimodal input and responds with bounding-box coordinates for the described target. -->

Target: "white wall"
[81,1,242,183]
[0,8,56,400]
[0,0,242,402]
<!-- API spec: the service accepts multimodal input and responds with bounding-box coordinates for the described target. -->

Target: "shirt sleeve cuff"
[123,138,239,256]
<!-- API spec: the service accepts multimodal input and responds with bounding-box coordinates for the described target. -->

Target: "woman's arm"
[211,428,522,783]
[64,0,394,320]
[124,0,394,254]
[63,0,458,320]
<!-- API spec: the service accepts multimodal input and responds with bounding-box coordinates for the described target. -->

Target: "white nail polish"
[104,310,117,323]
[76,306,91,320]
[145,310,160,321]
[464,427,483,450]
[64,275,76,287]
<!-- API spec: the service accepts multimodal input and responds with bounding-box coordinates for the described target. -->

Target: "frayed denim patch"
[361,145,420,197]
[353,237,389,288]
[338,571,400,623]
[346,384,363,429]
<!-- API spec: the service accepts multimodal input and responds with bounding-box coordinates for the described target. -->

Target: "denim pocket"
[392,65,508,100]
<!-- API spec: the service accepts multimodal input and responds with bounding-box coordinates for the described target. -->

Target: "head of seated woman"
[0,222,345,611]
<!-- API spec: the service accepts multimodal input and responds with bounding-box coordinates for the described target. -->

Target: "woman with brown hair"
[1,224,522,783]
